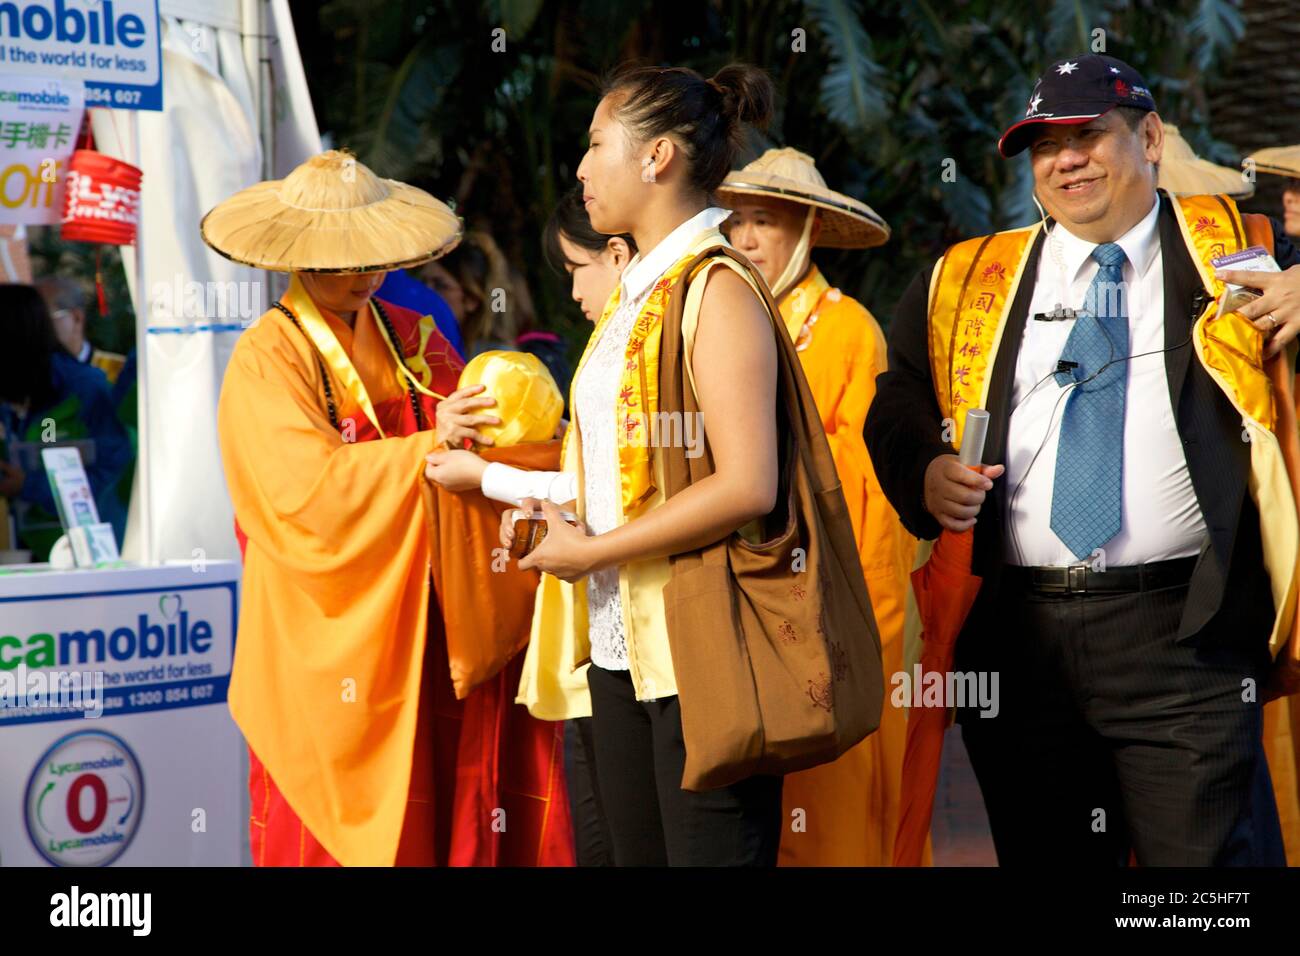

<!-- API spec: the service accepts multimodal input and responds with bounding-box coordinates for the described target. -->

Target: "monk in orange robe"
[720,149,918,866]
[204,151,573,866]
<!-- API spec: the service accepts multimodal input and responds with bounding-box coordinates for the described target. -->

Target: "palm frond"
[1045,0,1110,58]
[1188,0,1246,70]
[362,40,463,179]
[803,0,889,137]
[491,0,547,39]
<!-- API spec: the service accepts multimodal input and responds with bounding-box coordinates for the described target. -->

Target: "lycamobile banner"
[0,582,235,725]
[0,564,243,866]
[0,0,162,111]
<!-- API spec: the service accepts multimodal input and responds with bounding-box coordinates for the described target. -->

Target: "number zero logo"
[24,729,144,866]
[67,772,110,833]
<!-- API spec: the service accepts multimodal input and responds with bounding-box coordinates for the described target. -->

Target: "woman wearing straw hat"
[718,148,917,866]
[1247,144,1300,238]
[204,150,573,867]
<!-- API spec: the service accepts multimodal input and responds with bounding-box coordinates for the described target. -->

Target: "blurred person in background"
[424,229,573,394]
[422,229,520,355]
[37,275,127,385]
[1283,181,1300,238]
[0,283,130,560]
[37,275,139,517]
[376,265,466,360]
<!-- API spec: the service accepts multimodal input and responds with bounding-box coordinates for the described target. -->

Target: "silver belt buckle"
[1067,563,1088,594]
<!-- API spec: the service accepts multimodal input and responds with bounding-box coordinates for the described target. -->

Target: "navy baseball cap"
[998,54,1157,158]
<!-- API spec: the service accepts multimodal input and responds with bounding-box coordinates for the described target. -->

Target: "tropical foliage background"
[290,0,1300,354]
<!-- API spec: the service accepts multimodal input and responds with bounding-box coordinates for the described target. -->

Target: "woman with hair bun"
[471,63,790,865]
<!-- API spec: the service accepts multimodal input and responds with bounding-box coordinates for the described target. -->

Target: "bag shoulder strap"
[657,242,849,519]
[659,245,781,490]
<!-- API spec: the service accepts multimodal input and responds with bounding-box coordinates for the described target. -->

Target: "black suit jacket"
[865,193,1300,650]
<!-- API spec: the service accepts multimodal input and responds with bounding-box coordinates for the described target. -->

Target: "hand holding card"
[1211,245,1280,320]
[1215,250,1300,360]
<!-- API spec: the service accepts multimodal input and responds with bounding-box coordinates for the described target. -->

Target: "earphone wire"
[1007,329,1194,565]
[1006,194,1195,564]
[1032,193,1073,313]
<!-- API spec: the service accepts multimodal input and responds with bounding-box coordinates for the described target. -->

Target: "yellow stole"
[926,194,1279,447]
[925,224,1040,450]
[573,249,705,515]
[278,275,446,439]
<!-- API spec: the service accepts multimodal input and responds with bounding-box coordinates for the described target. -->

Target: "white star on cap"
[1109,67,1120,74]
[1056,61,1078,75]
[1026,92,1043,115]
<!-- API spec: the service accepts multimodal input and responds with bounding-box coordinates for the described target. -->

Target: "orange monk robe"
[1265,697,1300,865]
[775,265,919,867]
[217,278,572,866]
[1266,370,1300,865]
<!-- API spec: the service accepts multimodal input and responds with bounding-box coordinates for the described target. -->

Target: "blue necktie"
[1050,242,1128,560]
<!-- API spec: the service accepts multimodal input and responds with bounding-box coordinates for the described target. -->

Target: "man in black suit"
[866,53,1300,865]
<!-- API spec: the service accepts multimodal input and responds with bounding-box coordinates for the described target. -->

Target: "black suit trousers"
[956,574,1285,866]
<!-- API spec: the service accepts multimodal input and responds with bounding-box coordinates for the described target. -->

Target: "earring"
[641,157,656,183]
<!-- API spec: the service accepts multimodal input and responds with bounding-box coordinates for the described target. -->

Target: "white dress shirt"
[1004,195,1208,567]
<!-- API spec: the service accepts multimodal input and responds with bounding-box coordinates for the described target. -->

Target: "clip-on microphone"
[1033,304,1081,321]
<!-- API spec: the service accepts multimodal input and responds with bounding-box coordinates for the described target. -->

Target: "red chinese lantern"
[61,149,142,246]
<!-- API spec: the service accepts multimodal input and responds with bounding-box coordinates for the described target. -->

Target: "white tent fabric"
[90,0,321,563]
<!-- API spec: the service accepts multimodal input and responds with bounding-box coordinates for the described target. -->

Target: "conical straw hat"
[1158,125,1253,199]
[200,150,462,273]
[716,147,889,249]
[1245,143,1300,181]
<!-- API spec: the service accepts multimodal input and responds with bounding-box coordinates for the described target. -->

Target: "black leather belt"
[1006,555,1198,595]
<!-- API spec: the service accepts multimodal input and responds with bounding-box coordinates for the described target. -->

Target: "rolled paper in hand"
[457,350,564,447]
[959,408,989,469]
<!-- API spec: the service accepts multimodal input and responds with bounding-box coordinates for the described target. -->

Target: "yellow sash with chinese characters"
[577,249,704,515]
[925,192,1300,662]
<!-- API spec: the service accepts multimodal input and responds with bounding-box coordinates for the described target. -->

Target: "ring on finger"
[1264,313,1278,331]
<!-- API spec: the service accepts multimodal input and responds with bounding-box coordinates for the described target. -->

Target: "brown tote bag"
[658,246,884,791]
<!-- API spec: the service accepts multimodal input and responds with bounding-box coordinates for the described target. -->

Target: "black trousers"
[586,663,784,866]
[955,574,1284,866]
[562,717,614,866]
